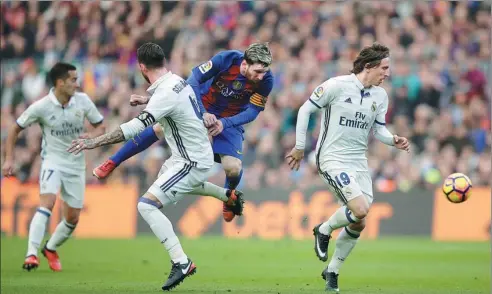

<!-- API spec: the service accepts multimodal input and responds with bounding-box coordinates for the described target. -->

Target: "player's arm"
[80,95,106,139]
[287,79,338,170]
[2,103,41,176]
[217,76,274,131]
[372,93,410,152]
[67,89,175,154]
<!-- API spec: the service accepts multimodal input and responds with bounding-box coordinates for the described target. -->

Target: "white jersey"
[16,89,104,173]
[308,74,389,171]
[122,72,213,169]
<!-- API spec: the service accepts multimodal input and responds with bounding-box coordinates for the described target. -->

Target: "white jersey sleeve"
[308,78,340,109]
[374,91,389,126]
[143,87,178,121]
[120,85,178,140]
[80,94,104,124]
[372,91,394,145]
[16,100,43,128]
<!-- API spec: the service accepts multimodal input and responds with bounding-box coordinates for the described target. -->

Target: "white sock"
[137,201,188,264]
[327,226,360,274]
[46,219,76,251]
[26,207,51,257]
[191,182,228,201]
[319,206,360,236]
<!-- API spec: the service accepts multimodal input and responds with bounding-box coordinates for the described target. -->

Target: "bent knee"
[65,216,79,226]
[153,124,165,140]
[348,219,366,231]
[222,158,242,177]
[351,206,369,220]
[138,194,163,211]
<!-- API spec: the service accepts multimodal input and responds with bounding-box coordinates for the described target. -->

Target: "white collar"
[351,73,371,91]
[146,71,173,95]
[48,88,75,107]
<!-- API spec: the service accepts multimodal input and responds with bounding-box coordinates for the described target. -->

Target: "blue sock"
[109,126,159,165]
[224,169,243,190]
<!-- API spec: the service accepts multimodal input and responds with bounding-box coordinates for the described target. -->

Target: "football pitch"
[1,236,489,294]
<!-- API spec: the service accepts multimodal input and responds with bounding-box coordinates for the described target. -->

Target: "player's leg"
[322,218,365,292]
[142,162,200,291]
[93,124,163,179]
[212,127,244,222]
[43,170,84,271]
[23,165,60,271]
[155,161,244,215]
[313,170,367,262]
[322,171,374,292]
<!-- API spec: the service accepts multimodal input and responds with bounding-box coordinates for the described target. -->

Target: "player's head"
[351,42,390,86]
[137,42,166,84]
[49,62,78,97]
[241,42,272,83]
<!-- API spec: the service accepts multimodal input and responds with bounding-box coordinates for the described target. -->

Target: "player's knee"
[137,194,163,214]
[39,194,56,210]
[152,124,165,140]
[352,207,368,220]
[223,160,242,177]
[348,219,366,232]
[65,214,79,226]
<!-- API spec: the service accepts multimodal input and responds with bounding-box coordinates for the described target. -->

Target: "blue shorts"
[212,126,244,163]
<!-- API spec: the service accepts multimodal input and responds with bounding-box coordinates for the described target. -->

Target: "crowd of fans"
[1,1,490,193]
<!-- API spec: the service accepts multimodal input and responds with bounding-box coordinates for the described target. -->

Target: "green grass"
[1,236,490,293]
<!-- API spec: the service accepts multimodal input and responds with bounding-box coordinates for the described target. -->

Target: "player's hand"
[129,94,150,106]
[208,120,224,136]
[394,135,410,153]
[67,138,96,155]
[2,159,15,177]
[285,148,305,171]
[203,113,217,128]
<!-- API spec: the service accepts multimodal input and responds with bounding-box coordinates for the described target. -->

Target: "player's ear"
[138,63,147,72]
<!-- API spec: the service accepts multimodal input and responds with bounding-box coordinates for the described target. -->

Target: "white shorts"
[147,160,210,206]
[39,162,85,209]
[318,167,373,206]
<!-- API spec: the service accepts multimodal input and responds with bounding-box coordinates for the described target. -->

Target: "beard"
[141,71,150,84]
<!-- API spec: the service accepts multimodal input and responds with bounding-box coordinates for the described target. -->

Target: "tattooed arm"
[67,127,125,155]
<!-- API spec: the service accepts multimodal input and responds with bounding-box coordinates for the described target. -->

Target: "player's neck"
[147,68,169,85]
[355,73,372,88]
[53,88,71,106]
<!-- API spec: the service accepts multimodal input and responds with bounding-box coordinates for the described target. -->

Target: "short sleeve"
[308,78,339,109]
[82,94,104,124]
[16,101,42,128]
[142,88,177,124]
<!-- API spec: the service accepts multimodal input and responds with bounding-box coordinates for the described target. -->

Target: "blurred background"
[1,1,491,241]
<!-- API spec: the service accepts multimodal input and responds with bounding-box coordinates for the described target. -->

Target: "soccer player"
[92,43,273,222]
[2,62,106,272]
[286,43,410,292]
[67,43,244,291]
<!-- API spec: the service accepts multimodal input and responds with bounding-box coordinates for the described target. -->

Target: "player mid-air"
[92,42,273,222]
[67,42,244,291]
[286,43,410,292]
[2,62,106,272]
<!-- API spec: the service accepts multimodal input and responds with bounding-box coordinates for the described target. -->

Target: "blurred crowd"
[1,1,491,193]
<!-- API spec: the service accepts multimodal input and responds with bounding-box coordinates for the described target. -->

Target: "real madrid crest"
[371,101,377,112]
[232,80,243,90]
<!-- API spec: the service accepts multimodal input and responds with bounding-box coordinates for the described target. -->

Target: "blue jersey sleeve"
[249,73,274,111]
[191,51,241,83]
